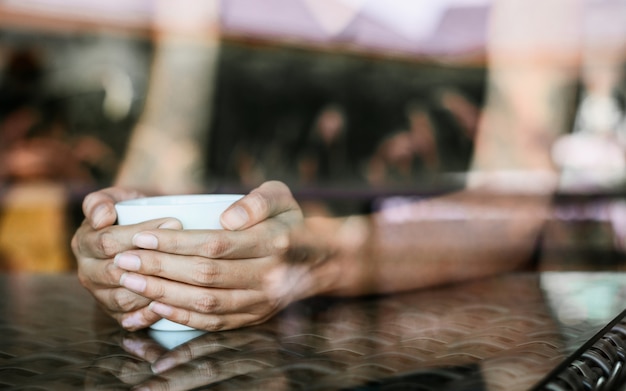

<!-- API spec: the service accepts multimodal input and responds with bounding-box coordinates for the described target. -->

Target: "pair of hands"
[72,181,323,331]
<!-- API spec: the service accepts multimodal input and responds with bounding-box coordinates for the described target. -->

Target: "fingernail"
[133,233,158,249]
[152,358,176,374]
[121,312,145,329]
[158,219,181,229]
[149,301,173,316]
[221,206,249,230]
[92,204,108,228]
[120,273,147,293]
[114,253,141,271]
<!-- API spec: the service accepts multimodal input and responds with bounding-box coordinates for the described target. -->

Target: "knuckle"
[268,295,284,314]
[141,252,164,275]
[111,288,135,311]
[104,261,123,284]
[201,316,224,332]
[151,283,166,301]
[153,257,165,276]
[202,236,231,258]
[162,233,182,253]
[70,232,80,256]
[82,193,98,213]
[193,294,219,313]
[175,310,192,326]
[271,231,290,254]
[76,270,90,289]
[98,230,120,257]
[192,261,220,286]
[248,191,271,214]
[71,223,91,258]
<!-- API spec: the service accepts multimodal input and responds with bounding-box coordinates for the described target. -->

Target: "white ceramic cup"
[115,194,244,331]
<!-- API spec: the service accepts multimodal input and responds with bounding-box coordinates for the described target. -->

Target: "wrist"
[305,215,372,297]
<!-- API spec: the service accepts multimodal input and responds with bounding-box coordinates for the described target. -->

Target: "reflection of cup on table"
[115,194,244,331]
[148,329,207,349]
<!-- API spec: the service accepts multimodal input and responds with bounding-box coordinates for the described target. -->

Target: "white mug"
[115,194,244,331]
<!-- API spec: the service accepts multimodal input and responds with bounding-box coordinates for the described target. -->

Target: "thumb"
[220,181,300,230]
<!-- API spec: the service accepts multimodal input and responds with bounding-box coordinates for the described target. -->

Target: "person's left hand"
[72,187,174,331]
[112,181,327,331]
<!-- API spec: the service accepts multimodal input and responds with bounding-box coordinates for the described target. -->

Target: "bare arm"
[115,0,220,194]
[307,0,581,297]
[79,1,585,332]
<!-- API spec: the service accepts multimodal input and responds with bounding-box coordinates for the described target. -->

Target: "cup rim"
[115,194,244,207]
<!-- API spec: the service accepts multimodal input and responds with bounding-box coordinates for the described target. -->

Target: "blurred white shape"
[554,88,626,192]
[303,0,365,36]
[148,329,207,350]
[101,67,134,121]
[360,0,490,42]
[540,272,622,326]
[573,93,624,135]
[552,132,626,191]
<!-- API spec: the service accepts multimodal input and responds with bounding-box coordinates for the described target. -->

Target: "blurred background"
[0,0,625,273]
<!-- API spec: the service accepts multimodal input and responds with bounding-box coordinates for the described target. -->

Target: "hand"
[71,187,182,330]
[112,181,334,331]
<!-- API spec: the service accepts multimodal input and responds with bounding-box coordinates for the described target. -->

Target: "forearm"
[116,42,219,193]
[116,1,220,194]
[308,188,552,297]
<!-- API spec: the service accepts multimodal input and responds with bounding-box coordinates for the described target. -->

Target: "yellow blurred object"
[0,182,73,272]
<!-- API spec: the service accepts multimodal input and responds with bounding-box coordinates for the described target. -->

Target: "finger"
[76,251,126,289]
[220,181,302,231]
[87,284,157,327]
[115,250,270,289]
[88,292,160,331]
[78,257,160,331]
[129,220,286,259]
[147,300,273,332]
[75,218,181,260]
[83,187,145,229]
[116,306,163,331]
[89,284,151,313]
[119,272,272,318]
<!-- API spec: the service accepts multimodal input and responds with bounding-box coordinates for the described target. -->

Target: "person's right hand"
[71,187,182,330]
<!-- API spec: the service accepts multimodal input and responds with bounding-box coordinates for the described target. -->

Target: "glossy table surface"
[1,271,625,390]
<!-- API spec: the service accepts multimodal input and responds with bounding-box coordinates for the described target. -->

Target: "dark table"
[1,271,625,390]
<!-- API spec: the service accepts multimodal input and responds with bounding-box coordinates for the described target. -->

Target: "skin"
[72,0,591,333]
[115,0,220,194]
[72,181,557,332]
[102,274,557,391]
